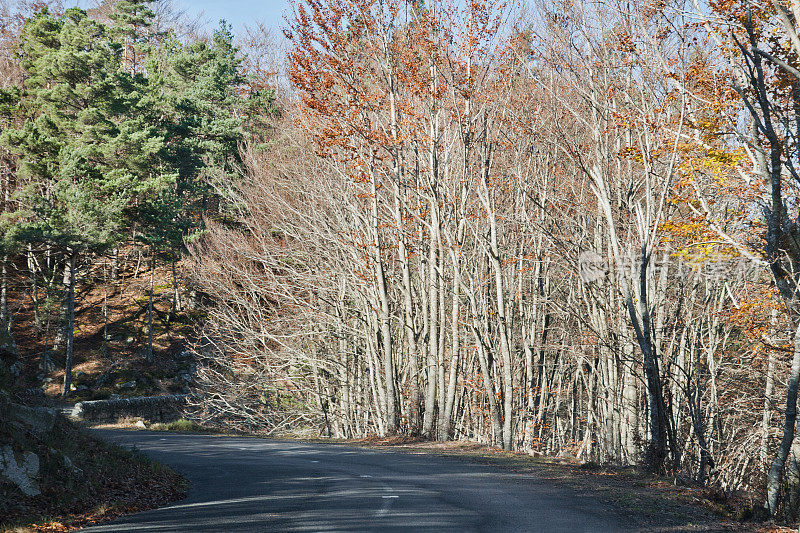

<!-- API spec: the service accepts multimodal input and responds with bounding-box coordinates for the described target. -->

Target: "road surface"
[82,430,625,532]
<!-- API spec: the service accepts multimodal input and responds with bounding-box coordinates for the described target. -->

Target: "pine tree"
[109,0,156,74]
[2,8,253,386]
[141,20,247,250]
[109,0,155,32]
[1,7,167,395]
[136,22,248,357]
[165,21,244,190]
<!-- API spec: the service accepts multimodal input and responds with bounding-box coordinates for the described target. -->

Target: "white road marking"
[377,494,398,516]
[376,480,397,517]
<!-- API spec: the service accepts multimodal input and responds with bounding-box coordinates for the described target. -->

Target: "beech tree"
[6,0,800,522]
[191,0,784,504]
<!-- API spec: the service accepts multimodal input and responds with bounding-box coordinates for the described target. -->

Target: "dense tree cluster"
[183,0,800,521]
[0,0,267,396]
[9,0,800,523]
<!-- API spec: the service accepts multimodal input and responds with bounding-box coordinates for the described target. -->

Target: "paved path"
[82,430,625,532]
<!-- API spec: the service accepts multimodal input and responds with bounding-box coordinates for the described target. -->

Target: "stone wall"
[70,394,189,423]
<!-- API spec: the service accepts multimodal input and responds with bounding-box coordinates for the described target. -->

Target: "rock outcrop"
[0,445,40,496]
[0,345,55,500]
[0,400,59,497]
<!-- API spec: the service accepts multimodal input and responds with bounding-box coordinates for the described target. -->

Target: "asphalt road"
[82,430,626,532]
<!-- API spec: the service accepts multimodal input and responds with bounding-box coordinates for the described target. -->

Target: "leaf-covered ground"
[0,418,187,533]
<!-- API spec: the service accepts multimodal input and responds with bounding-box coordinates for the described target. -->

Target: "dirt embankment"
[2,252,195,532]
[0,403,186,532]
[9,253,196,407]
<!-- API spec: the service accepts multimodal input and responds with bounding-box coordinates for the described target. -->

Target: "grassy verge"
[1,417,187,533]
[147,418,206,433]
[90,417,212,434]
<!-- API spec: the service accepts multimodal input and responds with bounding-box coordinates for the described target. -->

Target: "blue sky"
[177,0,290,32]
[69,0,291,34]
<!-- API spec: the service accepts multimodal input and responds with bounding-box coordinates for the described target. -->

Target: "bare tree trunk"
[147,254,155,363]
[1,254,7,333]
[436,229,446,439]
[28,245,40,332]
[394,188,420,433]
[369,170,396,434]
[629,247,672,472]
[171,259,181,319]
[103,256,109,357]
[111,247,119,281]
[767,320,800,514]
[440,254,461,439]
[61,252,76,398]
[482,174,514,450]
[762,310,778,466]
[53,257,72,356]
[467,272,503,447]
[422,217,439,437]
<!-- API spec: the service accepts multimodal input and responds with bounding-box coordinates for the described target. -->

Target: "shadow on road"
[81,430,625,532]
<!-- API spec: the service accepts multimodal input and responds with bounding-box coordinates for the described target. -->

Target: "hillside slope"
[1,352,186,532]
[8,251,196,407]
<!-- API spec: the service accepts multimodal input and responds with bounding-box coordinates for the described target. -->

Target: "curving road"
[82,430,625,532]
